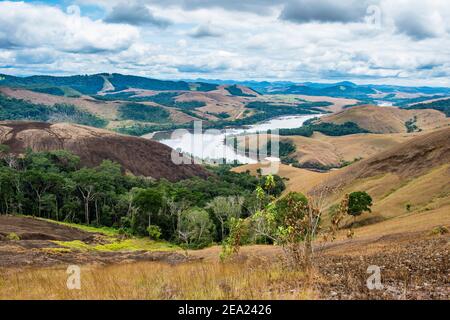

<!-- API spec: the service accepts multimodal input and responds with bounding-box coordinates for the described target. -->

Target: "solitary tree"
[347,191,373,218]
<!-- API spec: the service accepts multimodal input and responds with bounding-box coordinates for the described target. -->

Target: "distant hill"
[2,73,449,137]
[319,105,450,133]
[0,73,219,96]
[0,121,208,181]
[406,98,450,116]
[190,79,450,100]
[272,82,377,99]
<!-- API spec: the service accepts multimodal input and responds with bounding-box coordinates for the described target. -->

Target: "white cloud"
[0,0,449,86]
[0,1,139,53]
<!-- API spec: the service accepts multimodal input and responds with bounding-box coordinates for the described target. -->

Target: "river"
[147,114,320,164]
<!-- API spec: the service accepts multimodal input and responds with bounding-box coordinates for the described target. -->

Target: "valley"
[0,73,449,301]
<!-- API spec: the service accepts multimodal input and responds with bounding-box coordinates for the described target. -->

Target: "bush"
[430,226,449,236]
[147,225,162,240]
[6,232,20,241]
[405,203,412,212]
[275,192,308,224]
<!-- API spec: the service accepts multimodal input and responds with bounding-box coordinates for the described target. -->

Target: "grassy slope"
[233,128,450,228]
[234,132,414,168]
[320,105,450,133]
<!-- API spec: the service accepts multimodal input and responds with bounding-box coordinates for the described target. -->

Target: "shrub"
[405,203,412,212]
[6,232,20,241]
[147,225,162,240]
[430,226,449,236]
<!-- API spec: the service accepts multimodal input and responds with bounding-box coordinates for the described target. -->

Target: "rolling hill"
[0,121,208,181]
[319,105,450,133]
[235,127,450,224]
[285,132,415,168]
[233,132,415,169]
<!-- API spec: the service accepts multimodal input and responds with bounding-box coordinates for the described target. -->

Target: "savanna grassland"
[0,211,448,300]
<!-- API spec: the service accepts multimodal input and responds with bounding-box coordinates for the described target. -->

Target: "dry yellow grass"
[262,94,358,112]
[233,161,449,228]
[352,206,450,239]
[0,260,315,300]
[233,163,330,194]
[306,132,413,163]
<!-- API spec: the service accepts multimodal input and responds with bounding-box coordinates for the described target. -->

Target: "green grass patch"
[53,238,179,252]
[37,218,120,237]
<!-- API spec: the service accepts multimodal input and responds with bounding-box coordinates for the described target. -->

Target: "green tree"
[24,169,63,217]
[347,191,373,218]
[134,188,164,235]
[207,196,244,241]
[0,166,15,214]
[72,168,101,224]
[177,208,215,249]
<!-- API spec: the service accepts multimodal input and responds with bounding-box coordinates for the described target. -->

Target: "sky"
[0,0,450,86]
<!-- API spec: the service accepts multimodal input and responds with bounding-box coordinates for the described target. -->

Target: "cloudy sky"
[1,0,450,86]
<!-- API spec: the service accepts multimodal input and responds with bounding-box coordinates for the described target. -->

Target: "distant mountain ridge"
[183,78,450,96]
[0,73,220,96]
[3,73,450,99]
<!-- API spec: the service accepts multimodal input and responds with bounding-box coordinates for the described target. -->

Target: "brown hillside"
[320,105,449,133]
[234,132,414,168]
[235,128,450,221]
[324,126,450,182]
[314,127,450,218]
[0,121,208,181]
[288,132,414,167]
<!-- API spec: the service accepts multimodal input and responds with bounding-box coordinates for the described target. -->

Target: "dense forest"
[0,147,285,248]
[0,74,104,95]
[225,85,257,97]
[279,121,369,137]
[118,103,170,123]
[107,74,191,92]
[405,98,450,117]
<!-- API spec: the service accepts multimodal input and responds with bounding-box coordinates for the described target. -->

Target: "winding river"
[147,114,320,164]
